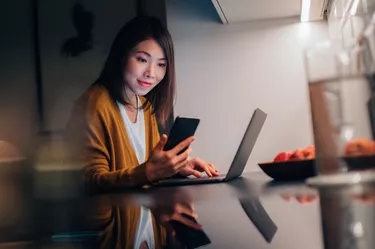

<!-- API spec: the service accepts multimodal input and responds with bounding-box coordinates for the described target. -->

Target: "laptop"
[153,108,267,186]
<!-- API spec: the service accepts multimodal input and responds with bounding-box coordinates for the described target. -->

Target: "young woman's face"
[123,39,167,96]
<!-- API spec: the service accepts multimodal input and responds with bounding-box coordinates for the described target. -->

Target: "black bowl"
[258,155,375,181]
[258,159,316,181]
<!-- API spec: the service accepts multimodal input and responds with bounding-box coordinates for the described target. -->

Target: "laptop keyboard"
[167,175,225,182]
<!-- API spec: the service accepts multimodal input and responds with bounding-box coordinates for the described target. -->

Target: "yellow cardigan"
[65,84,161,190]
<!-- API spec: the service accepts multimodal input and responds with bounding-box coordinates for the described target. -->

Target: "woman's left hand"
[179,158,219,177]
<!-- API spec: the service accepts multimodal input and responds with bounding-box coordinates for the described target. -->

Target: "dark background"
[0,0,173,159]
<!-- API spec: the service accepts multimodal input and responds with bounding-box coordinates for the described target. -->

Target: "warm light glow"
[301,0,311,22]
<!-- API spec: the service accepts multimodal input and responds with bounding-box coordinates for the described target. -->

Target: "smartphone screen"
[163,117,200,153]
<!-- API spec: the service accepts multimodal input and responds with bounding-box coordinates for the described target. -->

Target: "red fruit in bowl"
[303,145,315,159]
[344,138,374,156]
[274,152,291,162]
[290,149,304,160]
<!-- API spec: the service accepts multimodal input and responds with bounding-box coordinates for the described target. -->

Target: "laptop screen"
[225,108,267,180]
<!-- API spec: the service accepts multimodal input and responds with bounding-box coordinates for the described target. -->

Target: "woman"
[65,16,218,190]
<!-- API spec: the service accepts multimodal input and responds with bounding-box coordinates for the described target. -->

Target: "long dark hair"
[95,16,175,126]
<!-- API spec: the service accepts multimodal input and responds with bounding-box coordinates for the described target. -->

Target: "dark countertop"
[2,170,375,249]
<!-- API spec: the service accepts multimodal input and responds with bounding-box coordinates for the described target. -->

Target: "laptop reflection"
[230,178,278,243]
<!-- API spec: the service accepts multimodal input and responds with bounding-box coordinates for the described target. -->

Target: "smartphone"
[163,117,200,154]
[169,213,211,248]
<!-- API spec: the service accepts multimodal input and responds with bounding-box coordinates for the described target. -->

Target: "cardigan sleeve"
[64,100,150,191]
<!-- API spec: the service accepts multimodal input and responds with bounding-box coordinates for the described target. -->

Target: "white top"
[133,206,155,249]
[118,96,146,164]
[117,97,155,249]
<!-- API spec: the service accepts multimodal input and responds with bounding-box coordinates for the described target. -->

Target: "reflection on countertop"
[1,166,375,249]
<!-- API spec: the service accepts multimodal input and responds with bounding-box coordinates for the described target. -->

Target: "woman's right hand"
[145,134,194,182]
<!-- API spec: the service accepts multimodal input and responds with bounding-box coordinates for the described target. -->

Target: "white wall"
[166,0,329,172]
